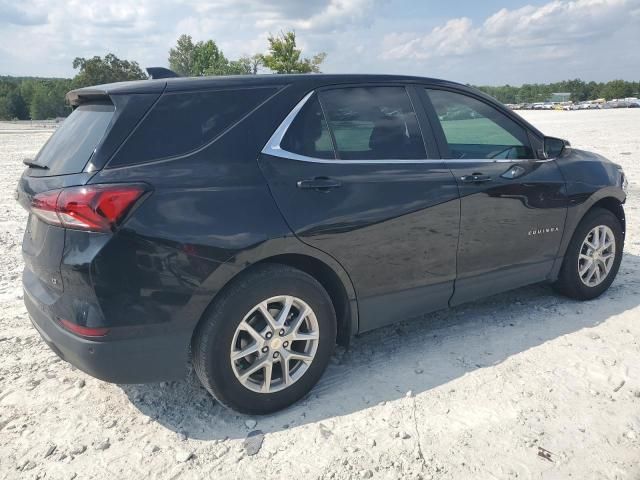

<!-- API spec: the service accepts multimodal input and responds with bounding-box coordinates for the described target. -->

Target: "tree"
[0,82,28,119]
[169,34,195,76]
[191,40,238,76]
[600,80,634,100]
[28,79,72,119]
[169,35,255,76]
[72,54,146,88]
[260,31,326,74]
[225,58,253,75]
[245,54,264,75]
[226,55,265,75]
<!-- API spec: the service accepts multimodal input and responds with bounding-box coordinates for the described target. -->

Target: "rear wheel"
[554,208,623,300]
[192,264,336,414]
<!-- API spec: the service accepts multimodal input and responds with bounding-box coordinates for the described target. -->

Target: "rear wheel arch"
[191,253,357,350]
[254,254,356,346]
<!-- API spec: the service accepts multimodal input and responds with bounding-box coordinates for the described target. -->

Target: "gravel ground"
[1,110,639,480]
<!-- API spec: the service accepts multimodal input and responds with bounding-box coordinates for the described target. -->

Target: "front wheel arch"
[589,197,625,236]
[553,206,624,299]
[550,193,625,282]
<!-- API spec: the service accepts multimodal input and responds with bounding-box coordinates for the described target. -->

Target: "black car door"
[420,86,568,305]
[258,85,461,332]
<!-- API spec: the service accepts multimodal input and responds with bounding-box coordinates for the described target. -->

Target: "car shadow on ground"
[121,252,640,442]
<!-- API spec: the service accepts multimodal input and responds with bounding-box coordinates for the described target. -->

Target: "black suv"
[18,74,627,414]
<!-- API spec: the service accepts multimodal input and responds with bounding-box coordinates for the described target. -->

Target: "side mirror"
[543,136,571,159]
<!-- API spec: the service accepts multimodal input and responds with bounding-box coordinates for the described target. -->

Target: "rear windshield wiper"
[23,159,49,170]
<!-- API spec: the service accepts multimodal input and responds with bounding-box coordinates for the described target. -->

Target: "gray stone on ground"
[243,430,265,456]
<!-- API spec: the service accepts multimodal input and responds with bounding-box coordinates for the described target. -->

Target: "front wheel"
[554,208,624,300]
[192,264,336,414]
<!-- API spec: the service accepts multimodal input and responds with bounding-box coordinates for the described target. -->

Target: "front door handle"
[460,173,492,184]
[297,177,342,191]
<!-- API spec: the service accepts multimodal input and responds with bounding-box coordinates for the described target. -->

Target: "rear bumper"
[25,286,190,384]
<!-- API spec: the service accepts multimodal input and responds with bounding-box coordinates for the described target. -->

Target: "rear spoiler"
[66,77,167,107]
[66,88,111,107]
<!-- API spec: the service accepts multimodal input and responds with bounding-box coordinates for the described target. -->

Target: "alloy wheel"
[578,225,616,287]
[230,295,319,393]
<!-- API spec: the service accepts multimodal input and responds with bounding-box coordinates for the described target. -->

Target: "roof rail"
[146,67,180,79]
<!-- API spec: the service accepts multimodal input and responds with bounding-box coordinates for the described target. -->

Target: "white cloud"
[382,0,635,61]
[0,0,637,84]
[256,0,378,31]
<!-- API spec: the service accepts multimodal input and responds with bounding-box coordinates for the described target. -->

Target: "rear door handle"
[460,173,492,184]
[297,177,342,191]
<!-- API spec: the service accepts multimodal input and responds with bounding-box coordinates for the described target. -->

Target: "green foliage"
[476,79,640,104]
[168,34,196,76]
[71,53,146,88]
[0,82,28,119]
[260,31,327,74]
[0,77,71,120]
[599,79,636,101]
[193,40,228,75]
[243,54,264,75]
[168,36,255,76]
[0,51,144,120]
[28,79,72,119]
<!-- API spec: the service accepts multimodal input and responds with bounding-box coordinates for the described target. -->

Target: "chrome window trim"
[262,91,317,161]
[260,89,546,166]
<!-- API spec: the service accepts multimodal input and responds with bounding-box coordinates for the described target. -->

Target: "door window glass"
[319,87,426,160]
[426,89,533,160]
[280,94,334,159]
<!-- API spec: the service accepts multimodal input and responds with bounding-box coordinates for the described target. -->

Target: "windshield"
[31,103,115,176]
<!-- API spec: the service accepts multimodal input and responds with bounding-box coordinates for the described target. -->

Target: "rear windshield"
[32,103,114,176]
[109,86,279,167]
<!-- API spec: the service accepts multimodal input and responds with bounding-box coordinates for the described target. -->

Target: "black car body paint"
[17,74,626,384]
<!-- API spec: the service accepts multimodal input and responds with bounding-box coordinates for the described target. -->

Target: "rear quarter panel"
[88,84,358,335]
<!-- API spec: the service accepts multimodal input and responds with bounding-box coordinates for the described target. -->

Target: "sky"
[0,0,639,85]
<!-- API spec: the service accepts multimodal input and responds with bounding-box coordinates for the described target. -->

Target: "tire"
[554,208,624,300]
[192,264,336,414]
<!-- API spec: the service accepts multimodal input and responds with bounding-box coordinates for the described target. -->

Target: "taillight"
[59,318,109,337]
[31,184,147,232]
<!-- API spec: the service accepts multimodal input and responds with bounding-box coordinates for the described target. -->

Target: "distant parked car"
[17,73,628,413]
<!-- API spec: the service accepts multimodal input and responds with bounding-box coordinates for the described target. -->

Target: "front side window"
[319,87,426,160]
[426,89,533,160]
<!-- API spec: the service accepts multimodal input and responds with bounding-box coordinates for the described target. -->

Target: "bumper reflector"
[59,319,109,337]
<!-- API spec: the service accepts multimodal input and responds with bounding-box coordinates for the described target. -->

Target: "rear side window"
[426,89,533,160]
[280,94,334,159]
[111,87,278,166]
[319,87,426,160]
[32,103,114,176]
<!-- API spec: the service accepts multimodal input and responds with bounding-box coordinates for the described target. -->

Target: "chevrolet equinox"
[17,74,627,414]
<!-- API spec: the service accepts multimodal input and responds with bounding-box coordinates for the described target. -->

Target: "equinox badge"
[528,227,560,236]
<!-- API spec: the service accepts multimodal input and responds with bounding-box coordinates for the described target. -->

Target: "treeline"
[0,76,72,120]
[0,31,324,120]
[0,54,146,120]
[476,79,640,104]
[3,33,639,119]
